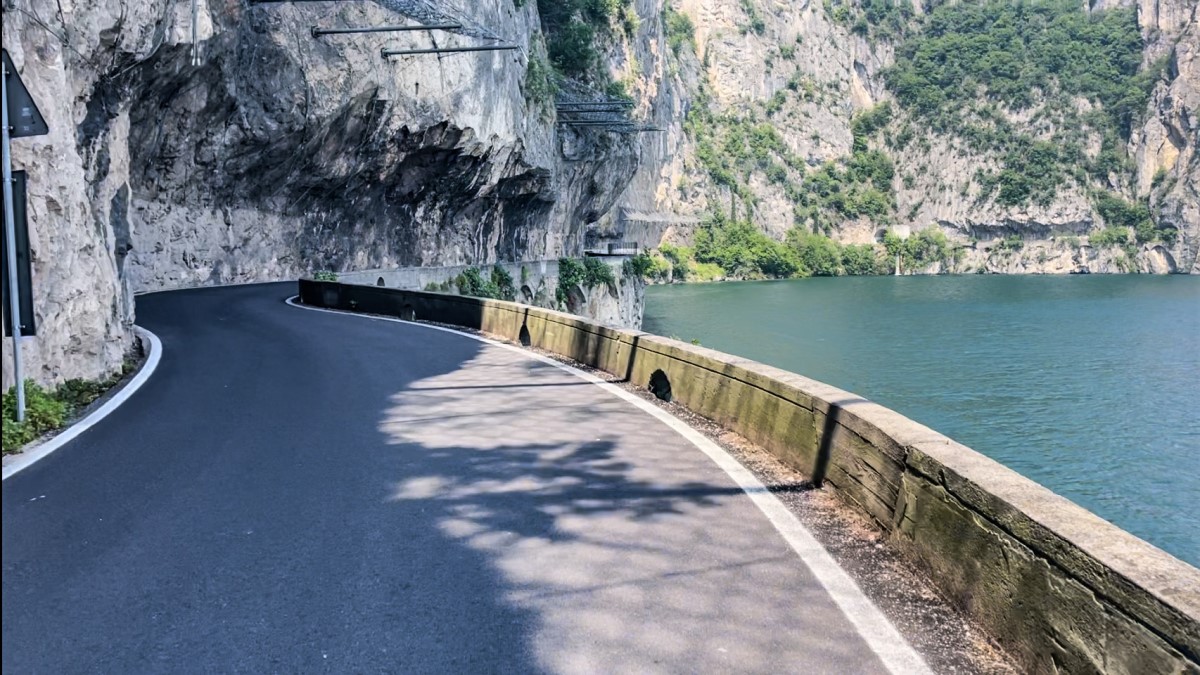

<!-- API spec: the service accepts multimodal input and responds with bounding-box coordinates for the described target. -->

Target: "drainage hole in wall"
[648,369,672,402]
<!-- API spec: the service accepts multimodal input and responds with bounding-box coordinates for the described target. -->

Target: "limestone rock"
[604,0,1200,275]
[2,0,642,387]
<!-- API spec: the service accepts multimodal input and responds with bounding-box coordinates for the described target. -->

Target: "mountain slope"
[606,0,1199,275]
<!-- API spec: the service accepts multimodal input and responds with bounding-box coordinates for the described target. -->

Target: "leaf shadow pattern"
[377,346,889,673]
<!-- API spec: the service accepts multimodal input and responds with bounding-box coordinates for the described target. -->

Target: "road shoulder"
[2,327,162,480]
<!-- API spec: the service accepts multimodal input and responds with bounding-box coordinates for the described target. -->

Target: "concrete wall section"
[336,258,645,330]
[298,280,1200,674]
[337,260,564,299]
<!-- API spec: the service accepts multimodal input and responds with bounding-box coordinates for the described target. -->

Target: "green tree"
[787,231,842,276]
[665,8,696,55]
[841,244,878,275]
[883,0,1157,206]
[548,21,598,77]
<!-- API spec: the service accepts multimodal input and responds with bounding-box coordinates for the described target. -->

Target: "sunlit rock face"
[3,0,1196,386]
[2,0,641,385]
[604,0,1199,275]
[1135,0,1200,272]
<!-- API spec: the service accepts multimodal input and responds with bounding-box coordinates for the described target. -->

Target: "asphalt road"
[3,283,900,673]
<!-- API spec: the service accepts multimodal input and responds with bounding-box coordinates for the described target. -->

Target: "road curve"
[4,283,901,673]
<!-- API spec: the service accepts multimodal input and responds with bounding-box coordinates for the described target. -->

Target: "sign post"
[2,171,35,340]
[2,50,48,422]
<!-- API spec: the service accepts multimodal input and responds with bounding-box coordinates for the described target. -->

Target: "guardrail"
[298,279,1200,673]
[584,241,640,256]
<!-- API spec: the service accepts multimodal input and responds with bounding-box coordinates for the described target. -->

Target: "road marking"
[2,327,163,481]
[286,296,932,674]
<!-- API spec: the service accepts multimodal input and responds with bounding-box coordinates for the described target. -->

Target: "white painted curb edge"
[2,326,163,481]
[286,296,931,675]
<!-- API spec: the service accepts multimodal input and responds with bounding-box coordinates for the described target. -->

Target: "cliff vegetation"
[607,0,1198,277]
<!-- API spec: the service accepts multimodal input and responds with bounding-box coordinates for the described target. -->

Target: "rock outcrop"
[3,0,1197,387]
[602,0,1200,275]
[2,0,642,387]
[1136,0,1200,272]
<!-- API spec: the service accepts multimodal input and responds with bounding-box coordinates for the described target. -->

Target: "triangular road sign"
[2,50,49,138]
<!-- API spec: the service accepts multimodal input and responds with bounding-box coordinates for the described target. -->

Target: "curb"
[2,326,163,481]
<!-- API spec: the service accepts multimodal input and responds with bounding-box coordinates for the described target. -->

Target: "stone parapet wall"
[298,279,1200,674]
[337,260,563,296]
[336,259,645,331]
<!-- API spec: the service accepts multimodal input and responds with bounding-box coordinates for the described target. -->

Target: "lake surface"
[644,275,1200,566]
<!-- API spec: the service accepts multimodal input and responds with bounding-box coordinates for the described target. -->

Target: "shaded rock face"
[3,0,640,386]
[116,1,636,287]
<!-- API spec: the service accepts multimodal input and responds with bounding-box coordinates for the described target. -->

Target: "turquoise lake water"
[643,275,1200,566]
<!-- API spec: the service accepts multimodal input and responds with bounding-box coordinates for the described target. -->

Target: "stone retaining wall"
[298,279,1200,674]
[336,260,565,298]
[334,258,644,330]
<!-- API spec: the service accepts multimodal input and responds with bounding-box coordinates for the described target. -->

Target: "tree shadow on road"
[374,346,871,673]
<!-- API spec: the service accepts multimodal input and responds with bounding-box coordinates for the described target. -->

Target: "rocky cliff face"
[1135,0,1200,273]
[3,0,1196,386]
[120,0,639,289]
[2,0,643,386]
[603,0,1200,275]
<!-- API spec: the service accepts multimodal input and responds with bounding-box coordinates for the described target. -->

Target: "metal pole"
[558,116,635,121]
[191,0,200,66]
[557,107,633,112]
[555,102,634,108]
[560,121,639,127]
[1,60,26,422]
[381,45,518,57]
[312,24,461,37]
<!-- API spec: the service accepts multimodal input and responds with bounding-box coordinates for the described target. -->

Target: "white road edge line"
[2,327,163,481]
[286,296,932,674]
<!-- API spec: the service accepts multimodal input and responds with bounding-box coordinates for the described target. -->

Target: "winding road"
[3,283,922,673]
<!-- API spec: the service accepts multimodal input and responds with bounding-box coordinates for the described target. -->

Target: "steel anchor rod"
[312,24,462,38]
[382,45,519,57]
